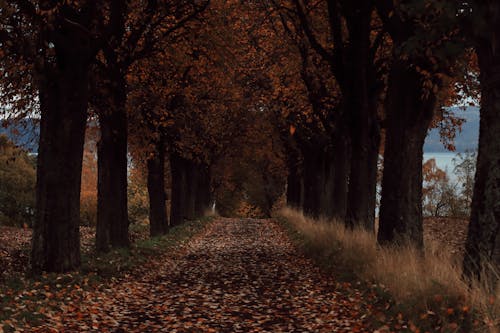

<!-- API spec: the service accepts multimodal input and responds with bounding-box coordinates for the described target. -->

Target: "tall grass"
[278,207,499,332]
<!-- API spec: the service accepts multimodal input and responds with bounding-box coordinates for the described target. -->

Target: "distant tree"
[0,135,36,227]
[422,159,456,217]
[452,150,476,217]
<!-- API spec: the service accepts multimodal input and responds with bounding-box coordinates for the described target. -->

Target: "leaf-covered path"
[42,218,369,332]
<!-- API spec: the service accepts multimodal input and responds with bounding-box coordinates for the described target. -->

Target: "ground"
[423,217,469,259]
[1,218,376,332]
[0,217,471,332]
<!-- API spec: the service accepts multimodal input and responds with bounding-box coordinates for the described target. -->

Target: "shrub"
[0,135,36,227]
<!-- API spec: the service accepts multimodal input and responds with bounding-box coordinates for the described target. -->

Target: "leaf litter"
[2,218,371,332]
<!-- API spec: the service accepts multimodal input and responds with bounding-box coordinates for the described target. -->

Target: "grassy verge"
[277,207,499,333]
[0,217,212,331]
[80,217,211,276]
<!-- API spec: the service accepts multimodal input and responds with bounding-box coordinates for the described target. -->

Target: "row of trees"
[1,1,498,286]
[260,0,498,284]
[0,0,232,272]
[0,0,291,273]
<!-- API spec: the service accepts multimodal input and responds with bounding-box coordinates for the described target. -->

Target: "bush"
[0,135,36,227]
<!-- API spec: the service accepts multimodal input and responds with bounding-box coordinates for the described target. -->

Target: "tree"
[1,1,104,272]
[272,0,387,229]
[460,1,500,283]
[452,150,476,218]
[91,0,209,251]
[376,0,465,248]
[422,159,456,217]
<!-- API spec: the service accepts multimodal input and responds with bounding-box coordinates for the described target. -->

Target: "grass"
[80,217,212,276]
[277,207,499,333]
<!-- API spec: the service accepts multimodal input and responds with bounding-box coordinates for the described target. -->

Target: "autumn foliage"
[0,0,499,331]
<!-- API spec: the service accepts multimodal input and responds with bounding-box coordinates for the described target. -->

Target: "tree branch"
[291,0,332,63]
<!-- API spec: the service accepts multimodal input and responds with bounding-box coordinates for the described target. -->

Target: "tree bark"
[96,78,129,252]
[147,140,168,237]
[346,116,379,231]
[185,160,198,220]
[330,127,351,222]
[378,61,436,248]
[194,164,211,217]
[343,2,380,231]
[31,31,90,273]
[286,157,303,209]
[170,152,188,226]
[301,146,323,218]
[462,41,500,282]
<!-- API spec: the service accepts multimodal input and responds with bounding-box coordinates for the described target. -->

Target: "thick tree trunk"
[463,43,500,282]
[343,4,379,231]
[346,116,380,230]
[32,37,89,273]
[195,164,211,217]
[185,160,198,220]
[96,81,129,252]
[378,62,436,248]
[330,128,351,222]
[286,174,303,209]
[286,158,303,209]
[319,149,335,219]
[301,146,323,218]
[147,140,168,237]
[170,152,188,226]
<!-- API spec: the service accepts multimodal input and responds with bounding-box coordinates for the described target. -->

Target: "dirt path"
[43,218,369,332]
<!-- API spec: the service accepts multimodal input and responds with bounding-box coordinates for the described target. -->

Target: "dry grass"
[278,207,499,332]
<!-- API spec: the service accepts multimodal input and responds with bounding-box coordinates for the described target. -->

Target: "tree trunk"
[330,128,351,222]
[185,160,198,220]
[344,4,380,231]
[195,164,211,217]
[301,146,323,218]
[96,81,129,252]
[346,118,380,231]
[319,149,335,219]
[32,36,89,273]
[286,158,303,209]
[378,61,436,248]
[170,152,188,226]
[463,42,500,283]
[147,140,168,237]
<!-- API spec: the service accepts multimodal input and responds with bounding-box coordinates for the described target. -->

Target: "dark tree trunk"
[330,128,351,222]
[346,115,380,231]
[286,158,303,209]
[319,149,335,219]
[170,152,188,226]
[343,3,380,231]
[301,146,323,218]
[463,41,500,283]
[32,32,90,273]
[147,140,168,237]
[378,61,436,248]
[96,79,129,252]
[185,160,198,220]
[195,164,211,217]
